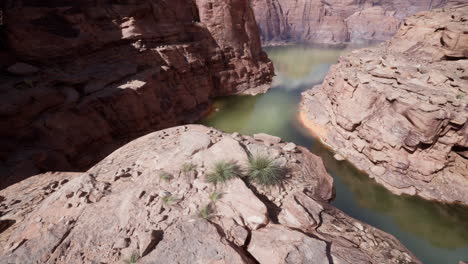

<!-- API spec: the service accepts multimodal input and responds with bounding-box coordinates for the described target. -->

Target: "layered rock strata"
[251,0,464,44]
[0,125,420,264]
[0,0,274,187]
[300,6,468,204]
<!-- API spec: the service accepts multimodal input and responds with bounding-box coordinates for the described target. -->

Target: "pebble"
[353,222,364,231]
[282,143,297,152]
[333,153,345,161]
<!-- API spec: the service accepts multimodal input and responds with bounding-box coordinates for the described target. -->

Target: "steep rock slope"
[251,0,465,44]
[0,0,274,187]
[300,6,468,204]
[0,125,420,264]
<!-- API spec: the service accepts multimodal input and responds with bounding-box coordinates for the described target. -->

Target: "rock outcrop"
[251,0,464,44]
[0,125,421,264]
[300,6,468,204]
[0,0,274,187]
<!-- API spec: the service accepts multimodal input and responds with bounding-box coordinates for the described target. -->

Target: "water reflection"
[201,45,468,264]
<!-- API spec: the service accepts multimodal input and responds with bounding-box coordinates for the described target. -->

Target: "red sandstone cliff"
[0,0,274,187]
[251,0,465,44]
[300,6,468,204]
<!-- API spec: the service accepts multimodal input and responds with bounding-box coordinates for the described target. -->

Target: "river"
[201,45,468,264]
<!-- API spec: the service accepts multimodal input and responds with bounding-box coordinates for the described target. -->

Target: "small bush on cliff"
[248,155,284,186]
[209,191,224,202]
[181,162,197,173]
[206,160,241,184]
[199,204,214,220]
[123,251,140,264]
[159,171,173,182]
[162,194,178,206]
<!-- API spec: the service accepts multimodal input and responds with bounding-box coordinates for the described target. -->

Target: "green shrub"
[162,194,178,205]
[14,79,34,90]
[199,204,214,220]
[182,162,197,173]
[456,93,465,100]
[247,155,284,186]
[206,160,241,184]
[123,251,140,264]
[209,191,223,202]
[159,171,173,182]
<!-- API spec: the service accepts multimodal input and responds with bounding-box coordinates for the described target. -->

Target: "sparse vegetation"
[14,79,34,90]
[206,160,241,184]
[209,191,223,202]
[123,251,140,264]
[162,194,178,205]
[456,93,465,100]
[247,155,284,186]
[159,171,173,181]
[181,162,197,173]
[199,204,214,220]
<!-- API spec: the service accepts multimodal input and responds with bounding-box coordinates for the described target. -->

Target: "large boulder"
[0,125,419,264]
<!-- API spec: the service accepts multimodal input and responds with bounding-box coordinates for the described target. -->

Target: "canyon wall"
[300,6,468,204]
[0,0,274,187]
[251,0,465,44]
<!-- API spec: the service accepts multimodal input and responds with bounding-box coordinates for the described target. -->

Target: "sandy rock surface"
[300,6,468,204]
[0,125,420,264]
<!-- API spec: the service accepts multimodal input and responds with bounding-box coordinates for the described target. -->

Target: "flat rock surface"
[300,6,468,205]
[0,125,419,264]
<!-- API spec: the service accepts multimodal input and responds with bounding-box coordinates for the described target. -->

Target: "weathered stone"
[218,178,269,230]
[248,225,329,264]
[254,133,282,145]
[282,142,297,152]
[300,6,468,205]
[0,125,420,264]
[6,62,39,75]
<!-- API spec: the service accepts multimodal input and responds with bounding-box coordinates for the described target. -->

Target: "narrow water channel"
[201,45,468,264]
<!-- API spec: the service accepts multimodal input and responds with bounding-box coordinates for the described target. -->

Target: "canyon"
[300,5,468,205]
[251,0,465,44]
[0,0,273,187]
[0,125,421,263]
[0,0,467,263]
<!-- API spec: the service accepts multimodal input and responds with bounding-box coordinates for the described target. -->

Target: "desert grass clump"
[123,251,140,264]
[206,160,241,184]
[209,191,223,202]
[199,204,214,220]
[161,194,178,206]
[159,171,173,182]
[247,155,284,186]
[181,162,197,173]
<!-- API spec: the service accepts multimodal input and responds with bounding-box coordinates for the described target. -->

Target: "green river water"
[201,45,468,264]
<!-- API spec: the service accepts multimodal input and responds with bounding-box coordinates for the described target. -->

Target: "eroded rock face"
[251,0,464,44]
[0,125,420,264]
[0,0,274,187]
[300,6,468,204]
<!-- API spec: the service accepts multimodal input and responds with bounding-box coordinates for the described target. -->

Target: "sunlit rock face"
[0,0,274,185]
[0,125,420,264]
[251,0,464,44]
[300,6,468,205]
